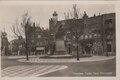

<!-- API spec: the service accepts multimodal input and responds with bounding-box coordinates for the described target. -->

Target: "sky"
[0,4,115,41]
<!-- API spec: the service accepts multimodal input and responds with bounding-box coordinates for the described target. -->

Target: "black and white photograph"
[0,1,116,77]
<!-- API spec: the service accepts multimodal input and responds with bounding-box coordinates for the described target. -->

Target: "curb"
[18,56,115,63]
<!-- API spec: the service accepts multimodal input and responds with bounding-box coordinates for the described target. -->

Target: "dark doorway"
[107,44,112,52]
[84,43,92,54]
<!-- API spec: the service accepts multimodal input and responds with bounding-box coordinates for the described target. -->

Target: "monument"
[54,25,67,55]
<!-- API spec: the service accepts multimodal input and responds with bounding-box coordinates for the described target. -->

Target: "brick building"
[27,23,49,55]
[49,11,116,56]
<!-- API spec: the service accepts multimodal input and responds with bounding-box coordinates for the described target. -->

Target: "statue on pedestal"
[55,24,67,55]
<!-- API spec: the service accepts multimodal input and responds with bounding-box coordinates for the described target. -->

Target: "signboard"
[36,47,45,51]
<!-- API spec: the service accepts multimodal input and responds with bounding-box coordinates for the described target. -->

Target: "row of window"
[64,34,101,40]
[80,34,101,39]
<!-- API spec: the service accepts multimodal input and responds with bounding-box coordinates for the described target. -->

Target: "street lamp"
[50,33,54,41]
[50,33,54,55]
[66,31,72,54]
[73,29,81,61]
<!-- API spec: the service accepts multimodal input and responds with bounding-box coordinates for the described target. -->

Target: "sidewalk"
[8,55,38,59]
[18,56,115,63]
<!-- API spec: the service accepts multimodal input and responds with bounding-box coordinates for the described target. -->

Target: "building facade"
[26,22,49,55]
[1,31,9,55]
[9,36,25,55]
[49,11,116,56]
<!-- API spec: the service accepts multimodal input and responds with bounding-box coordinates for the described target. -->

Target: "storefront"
[35,46,46,55]
[80,39,93,55]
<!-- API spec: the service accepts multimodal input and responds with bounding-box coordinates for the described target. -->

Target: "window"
[98,34,101,37]
[32,35,34,38]
[38,35,41,38]
[105,19,112,25]
[105,19,113,28]
[73,36,76,40]
[64,36,66,40]
[32,40,34,43]
[37,42,39,45]
[94,34,97,37]
[85,35,88,39]
[109,22,112,28]
[81,35,84,39]
[89,34,92,38]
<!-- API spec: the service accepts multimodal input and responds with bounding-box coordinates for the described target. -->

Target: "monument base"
[55,39,67,55]
[54,51,67,55]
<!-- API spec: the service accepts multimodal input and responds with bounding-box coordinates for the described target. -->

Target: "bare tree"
[11,12,31,39]
[64,4,82,20]
[11,12,31,56]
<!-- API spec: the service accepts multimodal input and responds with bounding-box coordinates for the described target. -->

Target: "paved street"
[2,65,67,77]
[1,56,116,77]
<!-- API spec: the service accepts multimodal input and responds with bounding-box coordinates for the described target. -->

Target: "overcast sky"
[0,4,115,41]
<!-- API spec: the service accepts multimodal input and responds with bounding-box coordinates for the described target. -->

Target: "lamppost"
[50,33,54,55]
[50,33,54,41]
[66,31,72,54]
[73,29,81,61]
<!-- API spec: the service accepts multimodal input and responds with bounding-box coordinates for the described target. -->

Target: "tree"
[64,4,83,20]
[11,12,31,39]
[11,12,31,57]
[64,4,83,60]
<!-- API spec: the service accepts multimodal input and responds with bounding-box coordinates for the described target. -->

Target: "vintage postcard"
[0,0,119,80]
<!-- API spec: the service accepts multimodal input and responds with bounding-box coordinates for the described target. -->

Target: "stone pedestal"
[55,39,67,55]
